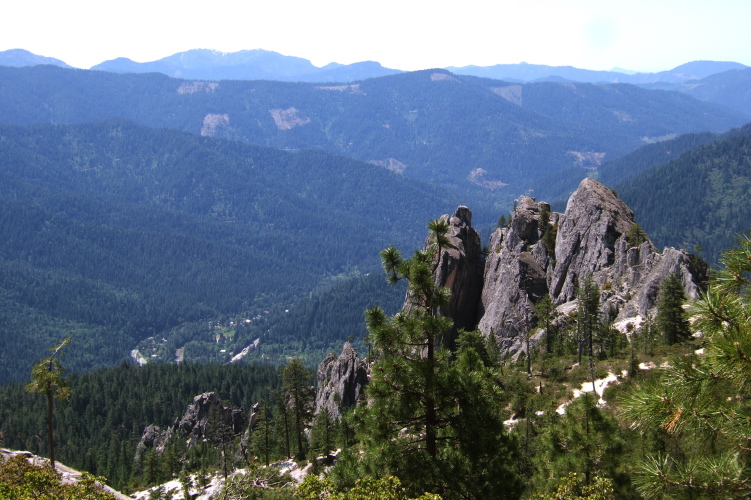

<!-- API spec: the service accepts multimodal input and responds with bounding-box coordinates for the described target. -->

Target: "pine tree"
[310,407,336,459]
[626,223,648,247]
[26,338,71,469]
[534,295,557,354]
[531,393,625,494]
[576,277,600,393]
[250,401,273,466]
[622,234,751,498]
[282,359,313,460]
[274,390,292,459]
[655,273,690,345]
[358,218,520,499]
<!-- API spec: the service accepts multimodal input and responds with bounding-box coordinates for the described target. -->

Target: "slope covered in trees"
[615,125,751,264]
[0,119,464,384]
[0,362,280,492]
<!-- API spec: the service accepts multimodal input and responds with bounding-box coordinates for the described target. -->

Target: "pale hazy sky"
[2,0,749,72]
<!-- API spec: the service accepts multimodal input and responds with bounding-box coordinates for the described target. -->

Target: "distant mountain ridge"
[2,48,746,87]
[0,48,70,68]
[447,60,748,84]
[90,48,402,83]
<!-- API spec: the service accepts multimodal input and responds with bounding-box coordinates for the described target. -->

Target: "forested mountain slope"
[615,125,751,264]
[644,67,751,118]
[0,65,745,204]
[0,119,462,384]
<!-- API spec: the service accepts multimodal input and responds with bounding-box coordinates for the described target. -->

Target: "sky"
[2,0,750,72]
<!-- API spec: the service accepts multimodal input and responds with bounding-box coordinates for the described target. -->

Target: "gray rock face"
[478,196,554,350]
[550,180,634,302]
[426,206,485,346]
[315,342,370,419]
[477,178,708,352]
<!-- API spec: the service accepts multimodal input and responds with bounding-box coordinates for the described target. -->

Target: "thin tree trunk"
[283,410,291,458]
[426,329,437,458]
[295,399,303,459]
[47,387,55,469]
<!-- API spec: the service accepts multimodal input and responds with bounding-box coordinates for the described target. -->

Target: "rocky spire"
[315,342,369,419]
[425,206,485,346]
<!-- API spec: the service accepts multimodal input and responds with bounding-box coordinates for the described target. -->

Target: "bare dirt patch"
[468,168,507,189]
[568,151,606,169]
[369,158,407,174]
[316,84,364,94]
[268,107,311,130]
[431,72,460,82]
[201,113,230,137]
[177,81,219,95]
[491,85,522,106]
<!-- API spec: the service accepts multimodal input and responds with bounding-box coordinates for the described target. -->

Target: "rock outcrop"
[135,392,246,459]
[315,179,708,408]
[478,178,708,352]
[315,342,369,419]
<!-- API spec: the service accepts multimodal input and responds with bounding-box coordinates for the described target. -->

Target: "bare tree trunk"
[47,388,55,469]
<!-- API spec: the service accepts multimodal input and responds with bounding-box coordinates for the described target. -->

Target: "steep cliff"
[429,206,485,347]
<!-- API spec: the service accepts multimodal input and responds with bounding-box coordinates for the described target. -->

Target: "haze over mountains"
[1,47,747,85]
[0,63,746,208]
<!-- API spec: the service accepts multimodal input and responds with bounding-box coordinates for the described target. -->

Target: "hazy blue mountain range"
[0,48,71,68]
[0,65,746,207]
[0,119,470,385]
[644,67,751,118]
[3,47,747,88]
[90,48,402,82]
[447,60,748,84]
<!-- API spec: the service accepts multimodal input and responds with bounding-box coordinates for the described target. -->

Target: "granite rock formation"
[478,178,708,352]
[315,342,369,419]
[315,179,708,410]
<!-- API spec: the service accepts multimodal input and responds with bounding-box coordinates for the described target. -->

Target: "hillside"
[0,65,746,205]
[684,67,751,117]
[615,125,751,263]
[0,119,463,384]
[0,363,280,491]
